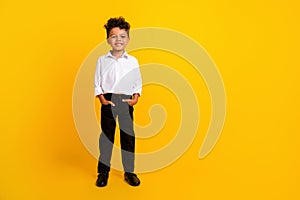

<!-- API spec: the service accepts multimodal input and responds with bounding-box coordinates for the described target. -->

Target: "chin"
[114,48,125,51]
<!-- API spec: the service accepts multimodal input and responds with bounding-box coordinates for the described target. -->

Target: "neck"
[111,50,124,59]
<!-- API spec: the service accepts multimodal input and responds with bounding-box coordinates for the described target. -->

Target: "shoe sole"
[96,182,107,187]
[125,177,140,186]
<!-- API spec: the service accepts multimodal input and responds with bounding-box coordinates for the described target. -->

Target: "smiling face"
[107,27,130,53]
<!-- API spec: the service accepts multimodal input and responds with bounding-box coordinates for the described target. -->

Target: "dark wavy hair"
[104,17,130,39]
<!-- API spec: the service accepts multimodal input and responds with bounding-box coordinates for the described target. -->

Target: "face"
[107,27,129,52]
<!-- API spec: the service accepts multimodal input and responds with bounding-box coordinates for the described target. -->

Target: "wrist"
[132,93,139,100]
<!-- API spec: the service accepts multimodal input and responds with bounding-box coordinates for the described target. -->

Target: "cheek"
[124,39,130,45]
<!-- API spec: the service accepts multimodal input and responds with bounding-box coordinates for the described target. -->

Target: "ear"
[126,33,130,42]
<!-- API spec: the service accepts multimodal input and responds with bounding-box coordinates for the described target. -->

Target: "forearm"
[132,93,140,100]
[97,94,115,106]
[97,94,105,102]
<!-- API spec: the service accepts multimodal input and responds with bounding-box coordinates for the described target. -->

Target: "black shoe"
[124,172,140,186]
[96,171,109,187]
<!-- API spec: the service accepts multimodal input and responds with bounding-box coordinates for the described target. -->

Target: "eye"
[110,35,117,39]
[121,35,127,39]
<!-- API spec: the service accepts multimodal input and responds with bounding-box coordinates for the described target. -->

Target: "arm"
[95,58,115,106]
[97,94,115,106]
[122,93,139,106]
[132,61,142,96]
[123,59,142,106]
[94,58,103,96]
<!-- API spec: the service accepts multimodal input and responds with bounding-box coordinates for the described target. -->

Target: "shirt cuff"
[133,88,142,96]
[94,87,103,96]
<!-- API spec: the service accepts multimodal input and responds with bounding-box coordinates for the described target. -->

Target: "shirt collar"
[105,50,129,59]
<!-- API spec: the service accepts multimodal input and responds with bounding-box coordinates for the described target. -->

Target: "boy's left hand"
[122,94,139,106]
[122,98,137,106]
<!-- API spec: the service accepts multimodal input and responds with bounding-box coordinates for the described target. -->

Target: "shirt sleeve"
[132,60,142,96]
[94,57,103,96]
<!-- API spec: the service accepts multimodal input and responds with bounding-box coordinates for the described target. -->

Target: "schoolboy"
[94,17,142,187]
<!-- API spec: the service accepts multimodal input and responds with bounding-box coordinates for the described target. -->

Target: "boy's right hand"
[98,94,115,106]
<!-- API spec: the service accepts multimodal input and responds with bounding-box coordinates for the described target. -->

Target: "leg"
[98,104,116,173]
[118,105,135,173]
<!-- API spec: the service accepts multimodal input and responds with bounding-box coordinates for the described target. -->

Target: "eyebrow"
[109,34,127,36]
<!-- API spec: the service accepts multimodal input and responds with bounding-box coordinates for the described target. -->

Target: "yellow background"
[1,0,299,199]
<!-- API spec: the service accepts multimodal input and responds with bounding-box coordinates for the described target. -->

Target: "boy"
[94,17,142,187]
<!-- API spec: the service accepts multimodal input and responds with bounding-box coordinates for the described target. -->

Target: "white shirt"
[94,51,142,96]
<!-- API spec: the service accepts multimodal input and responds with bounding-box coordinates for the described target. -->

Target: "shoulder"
[126,54,137,60]
[126,54,139,64]
[97,54,108,61]
[98,51,112,60]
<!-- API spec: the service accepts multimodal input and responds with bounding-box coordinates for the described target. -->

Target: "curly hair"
[104,16,131,39]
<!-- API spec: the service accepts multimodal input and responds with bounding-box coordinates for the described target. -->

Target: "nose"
[116,36,122,41]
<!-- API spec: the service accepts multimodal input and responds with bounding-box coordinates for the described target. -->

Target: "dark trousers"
[97,93,135,173]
